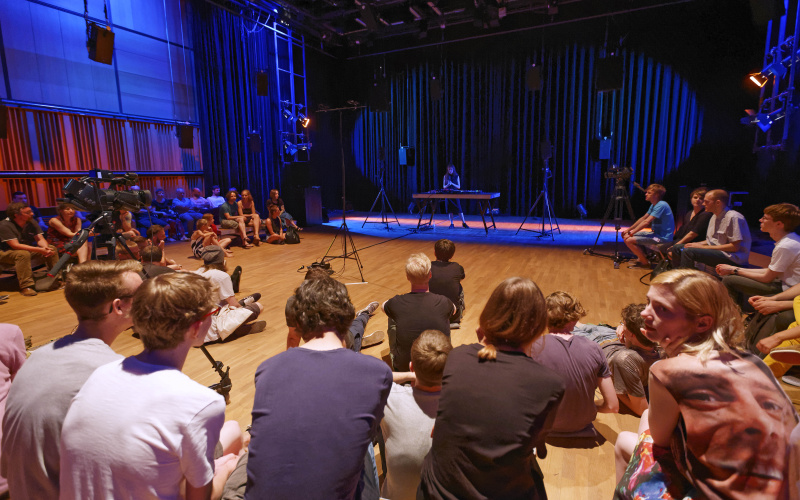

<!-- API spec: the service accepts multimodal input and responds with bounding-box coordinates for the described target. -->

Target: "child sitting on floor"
[192,219,234,259]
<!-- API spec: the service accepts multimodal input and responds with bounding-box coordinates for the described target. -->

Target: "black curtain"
[189,1,282,212]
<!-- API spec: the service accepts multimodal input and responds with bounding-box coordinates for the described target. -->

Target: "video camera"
[61,169,151,213]
[604,165,633,182]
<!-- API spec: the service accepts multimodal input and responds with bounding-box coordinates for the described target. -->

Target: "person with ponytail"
[418,277,565,499]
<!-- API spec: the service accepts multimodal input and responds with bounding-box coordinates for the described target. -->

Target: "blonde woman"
[238,190,262,246]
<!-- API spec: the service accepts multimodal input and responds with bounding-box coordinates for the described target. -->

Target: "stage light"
[282,107,296,122]
[284,140,298,155]
[762,60,787,79]
[750,73,768,87]
[740,109,758,125]
[297,112,310,128]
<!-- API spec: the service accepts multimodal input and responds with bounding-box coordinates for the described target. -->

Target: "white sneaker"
[781,375,800,387]
[361,330,385,348]
[356,301,380,317]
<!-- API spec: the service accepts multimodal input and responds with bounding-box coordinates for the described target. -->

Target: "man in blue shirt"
[622,183,675,269]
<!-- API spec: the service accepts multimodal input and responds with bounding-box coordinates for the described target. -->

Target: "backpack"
[285,227,300,244]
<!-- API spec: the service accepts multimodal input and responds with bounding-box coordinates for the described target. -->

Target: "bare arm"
[6,237,53,256]
[595,377,619,413]
[672,230,698,247]
[716,264,779,282]
[617,393,649,417]
[624,214,655,237]
[647,373,680,447]
[224,295,240,308]
[757,323,800,353]
[49,218,77,238]
[685,240,741,252]
[393,372,416,384]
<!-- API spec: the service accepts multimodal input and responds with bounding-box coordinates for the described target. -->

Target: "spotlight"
[282,108,296,121]
[284,140,298,155]
[749,73,768,87]
[740,109,758,126]
[762,60,787,79]
[756,109,784,132]
[297,112,310,128]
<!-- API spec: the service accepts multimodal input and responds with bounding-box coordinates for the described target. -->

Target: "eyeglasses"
[201,306,221,319]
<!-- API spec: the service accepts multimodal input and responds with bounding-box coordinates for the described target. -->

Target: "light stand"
[516,157,561,239]
[200,345,232,405]
[363,167,400,230]
[317,104,366,282]
[584,166,636,268]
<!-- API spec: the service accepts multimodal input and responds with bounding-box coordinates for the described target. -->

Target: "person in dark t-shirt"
[383,253,454,372]
[429,239,466,328]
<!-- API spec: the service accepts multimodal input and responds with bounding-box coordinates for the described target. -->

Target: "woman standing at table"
[443,163,469,229]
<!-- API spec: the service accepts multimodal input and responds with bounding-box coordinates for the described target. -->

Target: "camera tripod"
[363,169,400,230]
[516,159,561,240]
[584,177,636,268]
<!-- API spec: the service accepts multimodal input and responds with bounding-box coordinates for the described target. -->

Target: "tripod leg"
[516,191,544,235]
[363,188,384,228]
[382,190,400,227]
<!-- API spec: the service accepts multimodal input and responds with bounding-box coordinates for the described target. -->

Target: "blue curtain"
[350,45,704,217]
[189,3,281,211]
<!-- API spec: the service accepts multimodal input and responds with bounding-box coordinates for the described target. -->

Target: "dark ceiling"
[221,0,702,58]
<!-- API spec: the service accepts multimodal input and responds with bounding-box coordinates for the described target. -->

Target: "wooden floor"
[3,218,797,498]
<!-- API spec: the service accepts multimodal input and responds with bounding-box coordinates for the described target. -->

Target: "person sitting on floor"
[146,224,180,268]
[531,291,618,447]
[571,303,660,416]
[139,246,176,279]
[267,188,301,230]
[428,239,466,328]
[264,205,285,244]
[622,183,675,269]
[245,275,392,499]
[0,202,59,296]
[1,261,143,498]
[716,202,800,308]
[58,272,242,500]
[192,218,234,259]
[383,253,455,372]
[46,202,90,264]
[381,330,452,500]
[114,209,140,238]
[195,246,263,343]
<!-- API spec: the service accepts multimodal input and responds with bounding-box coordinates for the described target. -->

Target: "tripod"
[319,106,365,282]
[363,169,400,229]
[516,159,561,239]
[584,175,636,268]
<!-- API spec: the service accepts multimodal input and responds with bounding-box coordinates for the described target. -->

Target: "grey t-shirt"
[603,343,660,399]
[706,209,751,265]
[0,336,121,499]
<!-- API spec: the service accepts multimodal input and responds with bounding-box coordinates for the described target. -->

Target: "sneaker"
[782,375,800,387]
[628,261,651,269]
[450,323,461,329]
[240,293,261,306]
[356,301,380,317]
[20,287,38,297]
[179,235,189,241]
[0,294,9,301]
[231,266,243,294]
[361,330,385,348]
[244,321,267,335]
[462,222,469,229]
[771,345,800,365]
[165,237,176,242]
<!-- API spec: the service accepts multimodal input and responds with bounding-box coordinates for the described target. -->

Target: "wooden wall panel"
[0,108,33,170]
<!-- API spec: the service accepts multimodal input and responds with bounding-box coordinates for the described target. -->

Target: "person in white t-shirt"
[59,272,242,500]
[381,330,452,500]
[717,203,800,306]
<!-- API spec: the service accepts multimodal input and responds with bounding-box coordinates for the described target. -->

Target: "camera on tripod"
[61,169,151,213]
[604,165,633,182]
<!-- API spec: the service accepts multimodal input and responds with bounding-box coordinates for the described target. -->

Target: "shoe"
[771,345,800,365]
[449,223,455,229]
[165,237,176,242]
[252,238,261,246]
[179,235,189,241]
[0,294,9,301]
[361,330,385,348]
[243,321,267,335]
[240,293,261,306]
[231,266,243,294]
[628,261,651,269]
[462,222,469,229]
[782,375,800,387]
[450,323,461,329]
[20,287,37,297]
[356,301,380,317]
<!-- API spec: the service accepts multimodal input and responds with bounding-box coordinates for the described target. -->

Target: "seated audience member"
[285,268,382,351]
[0,202,59,296]
[267,188,301,230]
[622,183,675,269]
[672,189,751,271]
[195,246,264,342]
[381,330,451,500]
[171,187,204,233]
[151,188,185,240]
[572,303,659,416]
[190,187,213,213]
[238,190,262,246]
[0,324,26,497]
[127,184,168,234]
[146,225,179,268]
[139,246,176,279]
[716,203,800,307]
[192,219,234,259]
[418,277,565,499]
[614,269,799,500]
[531,291,618,447]
[428,239,466,327]
[757,294,800,380]
[59,272,240,500]
[1,261,143,498]
[245,276,392,499]
[219,191,252,248]
[664,187,712,266]
[115,235,145,261]
[264,205,285,244]
[207,185,226,209]
[11,191,44,227]
[383,253,455,372]
[46,203,90,264]
[113,209,140,238]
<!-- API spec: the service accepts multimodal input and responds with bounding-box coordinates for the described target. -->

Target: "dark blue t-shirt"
[245,347,392,500]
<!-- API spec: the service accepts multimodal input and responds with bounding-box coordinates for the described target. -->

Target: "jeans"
[673,243,740,270]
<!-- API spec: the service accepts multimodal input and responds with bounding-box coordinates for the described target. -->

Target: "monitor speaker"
[399,147,416,166]
[596,57,624,92]
[87,23,115,65]
[256,71,269,96]
[176,125,193,149]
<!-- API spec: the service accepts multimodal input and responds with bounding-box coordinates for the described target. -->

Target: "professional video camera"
[603,165,633,182]
[62,169,151,212]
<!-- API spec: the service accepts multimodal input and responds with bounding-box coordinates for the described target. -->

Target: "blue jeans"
[673,243,739,269]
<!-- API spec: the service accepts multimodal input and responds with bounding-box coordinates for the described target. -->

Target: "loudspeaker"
[0,105,7,140]
[399,147,416,166]
[590,138,612,160]
[430,78,442,101]
[368,80,390,112]
[176,125,193,149]
[248,133,262,153]
[596,57,624,92]
[526,66,542,91]
[87,23,115,65]
[256,71,269,96]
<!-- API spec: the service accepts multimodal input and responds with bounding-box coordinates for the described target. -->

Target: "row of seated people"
[1,250,798,499]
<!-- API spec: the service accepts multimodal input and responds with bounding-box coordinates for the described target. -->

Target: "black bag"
[649,258,672,280]
[285,227,300,244]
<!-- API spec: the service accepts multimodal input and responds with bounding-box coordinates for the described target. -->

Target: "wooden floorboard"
[3,215,798,498]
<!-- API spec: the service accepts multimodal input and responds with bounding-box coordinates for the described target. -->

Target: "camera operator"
[622,184,675,270]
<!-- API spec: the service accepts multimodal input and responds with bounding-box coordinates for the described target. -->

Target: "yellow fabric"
[763,296,800,378]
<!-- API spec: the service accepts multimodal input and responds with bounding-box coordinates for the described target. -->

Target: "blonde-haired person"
[59,272,242,500]
[383,253,455,372]
[614,268,799,500]
[531,291,618,448]
[237,189,262,246]
[191,218,234,259]
[418,277,565,498]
